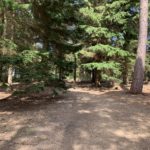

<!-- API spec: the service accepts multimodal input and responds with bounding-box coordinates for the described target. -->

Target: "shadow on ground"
[0,87,150,150]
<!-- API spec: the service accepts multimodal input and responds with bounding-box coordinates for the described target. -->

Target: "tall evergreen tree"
[130,0,149,94]
[0,0,32,84]
[77,0,136,85]
[31,0,81,80]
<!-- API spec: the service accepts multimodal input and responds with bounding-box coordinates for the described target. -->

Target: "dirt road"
[0,87,150,150]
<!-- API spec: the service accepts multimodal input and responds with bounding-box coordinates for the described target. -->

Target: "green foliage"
[17,50,51,83]
[13,82,45,96]
[77,0,138,82]
[0,0,147,88]
[0,39,17,55]
[20,50,42,64]
[86,44,131,57]
[82,61,121,81]
[0,82,8,89]
[82,61,120,72]
[25,82,45,94]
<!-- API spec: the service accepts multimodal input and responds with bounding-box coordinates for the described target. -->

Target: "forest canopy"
[0,0,149,94]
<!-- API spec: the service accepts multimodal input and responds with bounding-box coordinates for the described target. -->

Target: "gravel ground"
[0,87,150,150]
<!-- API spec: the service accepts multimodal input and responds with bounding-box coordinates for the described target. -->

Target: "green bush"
[25,82,45,94]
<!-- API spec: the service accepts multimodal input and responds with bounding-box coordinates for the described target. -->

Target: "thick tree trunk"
[91,69,101,86]
[130,0,148,94]
[91,69,99,85]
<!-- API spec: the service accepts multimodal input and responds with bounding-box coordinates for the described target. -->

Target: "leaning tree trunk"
[130,0,148,94]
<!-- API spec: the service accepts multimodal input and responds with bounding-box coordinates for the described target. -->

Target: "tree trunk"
[73,54,77,83]
[7,13,15,86]
[95,69,100,86]
[122,58,128,85]
[0,65,3,82]
[91,69,96,83]
[2,6,7,38]
[1,4,7,83]
[7,65,13,86]
[59,67,62,80]
[43,38,49,50]
[130,0,148,94]
[91,69,99,85]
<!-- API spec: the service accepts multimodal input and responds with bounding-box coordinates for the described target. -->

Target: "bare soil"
[0,85,150,150]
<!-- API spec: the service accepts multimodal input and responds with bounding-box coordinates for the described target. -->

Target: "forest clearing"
[0,84,150,150]
[0,0,150,150]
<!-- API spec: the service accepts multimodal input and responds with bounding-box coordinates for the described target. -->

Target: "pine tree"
[77,0,136,85]
[31,0,81,80]
[130,0,149,94]
[0,0,32,84]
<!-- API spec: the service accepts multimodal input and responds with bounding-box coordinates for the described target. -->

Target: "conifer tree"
[130,0,149,94]
[31,0,81,80]
[77,0,136,85]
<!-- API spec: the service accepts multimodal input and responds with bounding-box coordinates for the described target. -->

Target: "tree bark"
[59,67,62,80]
[7,65,13,85]
[43,38,49,51]
[7,12,15,86]
[122,58,128,85]
[130,0,148,94]
[73,54,77,83]
[91,69,98,85]
[91,69,96,83]
[1,4,7,83]
[2,6,7,38]
[0,65,3,82]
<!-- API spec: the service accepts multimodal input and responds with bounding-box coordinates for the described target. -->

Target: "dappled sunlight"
[0,130,19,141]
[73,144,82,150]
[112,129,150,142]
[0,111,14,115]
[79,130,90,139]
[0,92,12,100]
[0,87,150,149]
[97,111,112,119]
[78,109,91,114]
[69,87,110,95]
[0,0,149,149]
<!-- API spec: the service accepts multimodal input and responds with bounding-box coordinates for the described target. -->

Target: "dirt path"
[0,87,150,150]
[0,89,11,100]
